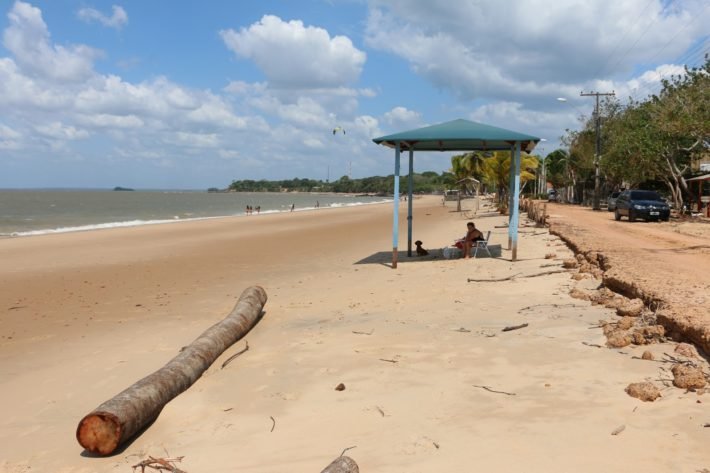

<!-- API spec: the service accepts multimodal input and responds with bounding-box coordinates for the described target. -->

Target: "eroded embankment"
[549,220,710,355]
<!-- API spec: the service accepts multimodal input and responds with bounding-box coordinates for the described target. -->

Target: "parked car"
[547,189,558,202]
[607,191,621,211]
[614,190,670,222]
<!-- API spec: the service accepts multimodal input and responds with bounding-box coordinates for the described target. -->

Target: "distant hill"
[113,186,134,191]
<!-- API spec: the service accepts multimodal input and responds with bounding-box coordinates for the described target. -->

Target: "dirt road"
[545,203,710,353]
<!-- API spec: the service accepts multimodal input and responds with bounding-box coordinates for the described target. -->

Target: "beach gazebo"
[373,119,540,268]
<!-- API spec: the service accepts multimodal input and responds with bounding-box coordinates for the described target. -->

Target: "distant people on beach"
[256,206,260,214]
[316,201,320,209]
[246,205,252,215]
[291,204,295,212]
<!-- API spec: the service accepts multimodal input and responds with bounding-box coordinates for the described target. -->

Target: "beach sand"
[1,196,708,472]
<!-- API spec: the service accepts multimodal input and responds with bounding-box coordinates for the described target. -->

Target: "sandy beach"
[1,196,708,472]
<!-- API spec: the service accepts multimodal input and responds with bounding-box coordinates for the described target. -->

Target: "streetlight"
[537,139,547,196]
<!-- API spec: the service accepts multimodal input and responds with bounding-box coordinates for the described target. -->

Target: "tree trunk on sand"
[320,456,359,473]
[76,286,267,456]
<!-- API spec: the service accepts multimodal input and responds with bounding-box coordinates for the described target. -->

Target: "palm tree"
[481,151,538,213]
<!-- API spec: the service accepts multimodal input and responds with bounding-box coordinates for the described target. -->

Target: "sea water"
[0,189,390,237]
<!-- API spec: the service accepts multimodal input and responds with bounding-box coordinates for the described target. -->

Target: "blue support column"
[392,143,401,268]
[507,145,516,249]
[508,142,522,261]
[407,149,414,257]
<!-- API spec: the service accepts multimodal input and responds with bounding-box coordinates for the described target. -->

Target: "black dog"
[414,240,429,256]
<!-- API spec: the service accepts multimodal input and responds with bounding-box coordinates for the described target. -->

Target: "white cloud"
[165,131,219,148]
[4,1,101,82]
[220,15,366,89]
[303,137,325,149]
[77,5,128,29]
[383,106,422,127]
[35,121,89,140]
[0,123,21,139]
[365,0,709,105]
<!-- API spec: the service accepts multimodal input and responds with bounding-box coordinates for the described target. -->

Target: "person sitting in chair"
[462,221,484,259]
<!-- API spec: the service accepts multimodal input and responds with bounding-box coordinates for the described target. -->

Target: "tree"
[480,151,538,212]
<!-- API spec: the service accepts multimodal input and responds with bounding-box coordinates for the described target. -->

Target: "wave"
[1,198,392,238]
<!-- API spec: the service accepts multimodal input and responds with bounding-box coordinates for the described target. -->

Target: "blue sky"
[1,0,708,189]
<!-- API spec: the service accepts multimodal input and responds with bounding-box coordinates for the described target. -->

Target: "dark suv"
[614,190,670,222]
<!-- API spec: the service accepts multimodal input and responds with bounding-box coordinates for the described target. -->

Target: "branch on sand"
[221,341,249,369]
[132,456,186,473]
[502,323,528,332]
[467,269,568,283]
[472,384,516,396]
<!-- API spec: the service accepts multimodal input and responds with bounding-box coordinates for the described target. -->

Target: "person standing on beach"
[316,201,319,209]
[291,204,295,212]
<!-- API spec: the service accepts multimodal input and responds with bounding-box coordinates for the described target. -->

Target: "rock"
[563,259,578,269]
[641,351,654,360]
[625,382,661,402]
[604,296,627,310]
[591,268,605,279]
[587,251,600,266]
[570,288,592,301]
[335,383,346,391]
[601,321,615,336]
[606,330,632,348]
[578,262,592,274]
[617,316,635,331]
[631,325,665,345]
[576,254,586,263]
[617,298,645,317]
[671,364,707,390]
[674,343,698,359]
[544,253,556,259]
[571,273,588,281]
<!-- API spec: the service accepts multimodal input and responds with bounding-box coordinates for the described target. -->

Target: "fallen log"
[320,456,359,473]
[76,286,267,455]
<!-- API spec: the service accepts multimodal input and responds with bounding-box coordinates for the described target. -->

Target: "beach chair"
[471,231,492,258]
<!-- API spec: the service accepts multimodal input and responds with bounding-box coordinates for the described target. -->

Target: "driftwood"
[76,286,267,455]
[132,456,186,473]
[502,323,528,332]
[221,341,250,369]
[473,384,516,396]
[467,269,568,283]
[321,455,359,473]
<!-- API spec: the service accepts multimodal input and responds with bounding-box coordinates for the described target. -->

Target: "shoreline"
[0,191,394,238]
[1,196,708,472]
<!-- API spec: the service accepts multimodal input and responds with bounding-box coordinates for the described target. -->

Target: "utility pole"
[580,90,615,210]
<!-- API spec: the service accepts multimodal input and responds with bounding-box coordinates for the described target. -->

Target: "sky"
[0,0,708,189]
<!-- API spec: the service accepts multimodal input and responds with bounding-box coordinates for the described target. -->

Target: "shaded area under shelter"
[373,118,540,268]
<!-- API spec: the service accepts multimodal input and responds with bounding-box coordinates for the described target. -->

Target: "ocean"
[0,189,391,237]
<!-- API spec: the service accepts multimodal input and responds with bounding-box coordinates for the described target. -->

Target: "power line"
[625,2,710,102]
[593,0,658,80]
[603,1,664,78]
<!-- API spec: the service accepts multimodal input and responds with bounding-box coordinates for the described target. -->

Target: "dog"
[414,240,429,256]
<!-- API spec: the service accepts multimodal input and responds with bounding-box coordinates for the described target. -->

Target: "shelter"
[686,173,710,216]
[373,119,540,268]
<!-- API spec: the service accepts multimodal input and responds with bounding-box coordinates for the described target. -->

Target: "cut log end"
[320,456,359,473]
[76,412,122,455]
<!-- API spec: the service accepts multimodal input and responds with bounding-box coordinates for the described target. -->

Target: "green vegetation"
[226,173,457,194]
[559,57,709,208]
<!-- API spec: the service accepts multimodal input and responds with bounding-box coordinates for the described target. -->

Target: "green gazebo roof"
[372,118,540,153]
